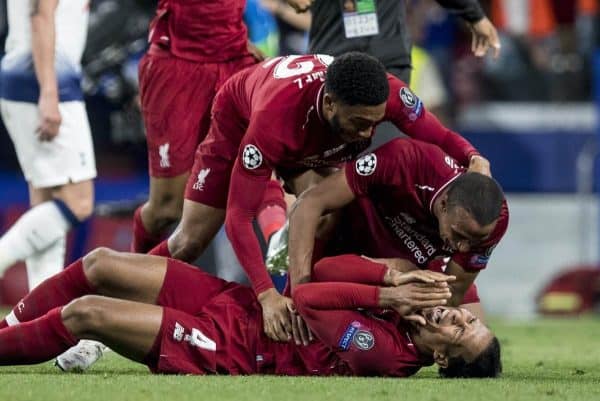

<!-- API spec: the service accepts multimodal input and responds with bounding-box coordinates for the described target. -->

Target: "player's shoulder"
[253,55,332,100]
[374,137,440,161]
[384,75,424,119]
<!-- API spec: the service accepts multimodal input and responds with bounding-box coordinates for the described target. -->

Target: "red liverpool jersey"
[149,0,249,62]
[342,139,509,272]
[218,55,481,294]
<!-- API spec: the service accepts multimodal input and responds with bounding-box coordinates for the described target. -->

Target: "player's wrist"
[378,287,397,308]
[257,287,278,303]
[39,87,59,99]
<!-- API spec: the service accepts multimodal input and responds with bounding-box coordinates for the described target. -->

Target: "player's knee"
[83,247,119,288]
[62,295,110,336]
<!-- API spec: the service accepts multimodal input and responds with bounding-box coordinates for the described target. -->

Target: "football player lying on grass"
[0,248,500,377]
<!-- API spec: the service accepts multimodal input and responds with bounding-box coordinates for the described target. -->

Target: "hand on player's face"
[413,306,493,363]
[327,100,386,143]
[438,206,495,253]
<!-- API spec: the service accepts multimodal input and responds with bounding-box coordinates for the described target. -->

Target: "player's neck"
[408,327,433,357]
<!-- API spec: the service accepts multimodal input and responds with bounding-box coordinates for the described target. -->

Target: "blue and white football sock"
[0,200,76,278]
[25,235,67,290]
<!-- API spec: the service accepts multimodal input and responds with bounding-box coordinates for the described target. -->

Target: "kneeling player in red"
[289,139,509,316]
[0,248,500,378]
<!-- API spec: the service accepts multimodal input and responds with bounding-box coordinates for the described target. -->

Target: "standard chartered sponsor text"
[384,215,436,264]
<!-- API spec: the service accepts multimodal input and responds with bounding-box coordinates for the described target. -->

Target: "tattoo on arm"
[29,0,41,17]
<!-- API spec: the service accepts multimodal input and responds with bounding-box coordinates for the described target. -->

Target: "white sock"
[26,235,67,290]
[0,201,73,277]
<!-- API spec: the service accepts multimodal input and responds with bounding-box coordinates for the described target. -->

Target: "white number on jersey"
[268,55,334,79]
[186,328,216,351]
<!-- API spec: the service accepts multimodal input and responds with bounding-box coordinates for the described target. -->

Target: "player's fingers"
[422,271,455,281]
[412,282,449,290]
[415,298,448,308]
[297,315,310,346]
[404,314,426,326]
[264,321,278,341]
[491,36,501,58]
[478,40,489,57]
[396,272,433,285]
[273,321,287,342]
[280,314,293,341]
[410,291,451,302]
[290,311,302,345]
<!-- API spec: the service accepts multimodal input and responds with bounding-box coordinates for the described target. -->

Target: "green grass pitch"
[1,317,599,401]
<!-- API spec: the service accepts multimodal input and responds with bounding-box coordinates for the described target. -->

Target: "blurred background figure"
[260,0,310,55]
[0,0,96,293]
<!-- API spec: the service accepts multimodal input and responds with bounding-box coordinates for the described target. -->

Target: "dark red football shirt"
[343,139,509,272]
[219,55,481,294]
[200,255,428,376]
[149,0,250,62]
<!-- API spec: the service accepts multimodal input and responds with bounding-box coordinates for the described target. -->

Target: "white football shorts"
[0,99,97,188]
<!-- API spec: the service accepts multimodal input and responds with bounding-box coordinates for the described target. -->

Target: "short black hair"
[439,336,502,378]
[446,172,504,226]
[325,52,389,106]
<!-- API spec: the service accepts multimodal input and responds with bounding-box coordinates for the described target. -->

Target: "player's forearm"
[30,1,58,96]
[312,255,388,285]
[434,0,485,23]
[293,282,380,312]
[225,212,275,295]
[288,197,325,290]
[409,111,478,167]
[449,281,470,306]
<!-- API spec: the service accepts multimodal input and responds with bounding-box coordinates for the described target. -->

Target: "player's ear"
[433,350,449,368]
[439,195,448,213]
[323,93,336,113]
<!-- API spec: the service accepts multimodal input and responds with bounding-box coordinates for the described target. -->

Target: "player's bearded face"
[413,306,493,364]
[325,98,386,143]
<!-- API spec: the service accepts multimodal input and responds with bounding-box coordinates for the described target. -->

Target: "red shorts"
[139,46,255,178]
[146,259,262,375]
[183,85,248,208]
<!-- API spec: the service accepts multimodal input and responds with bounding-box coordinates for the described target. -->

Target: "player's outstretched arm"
[30,0,61,141]
[293,280,451,376]
[225,157,298,342]
[288,170,356,290]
